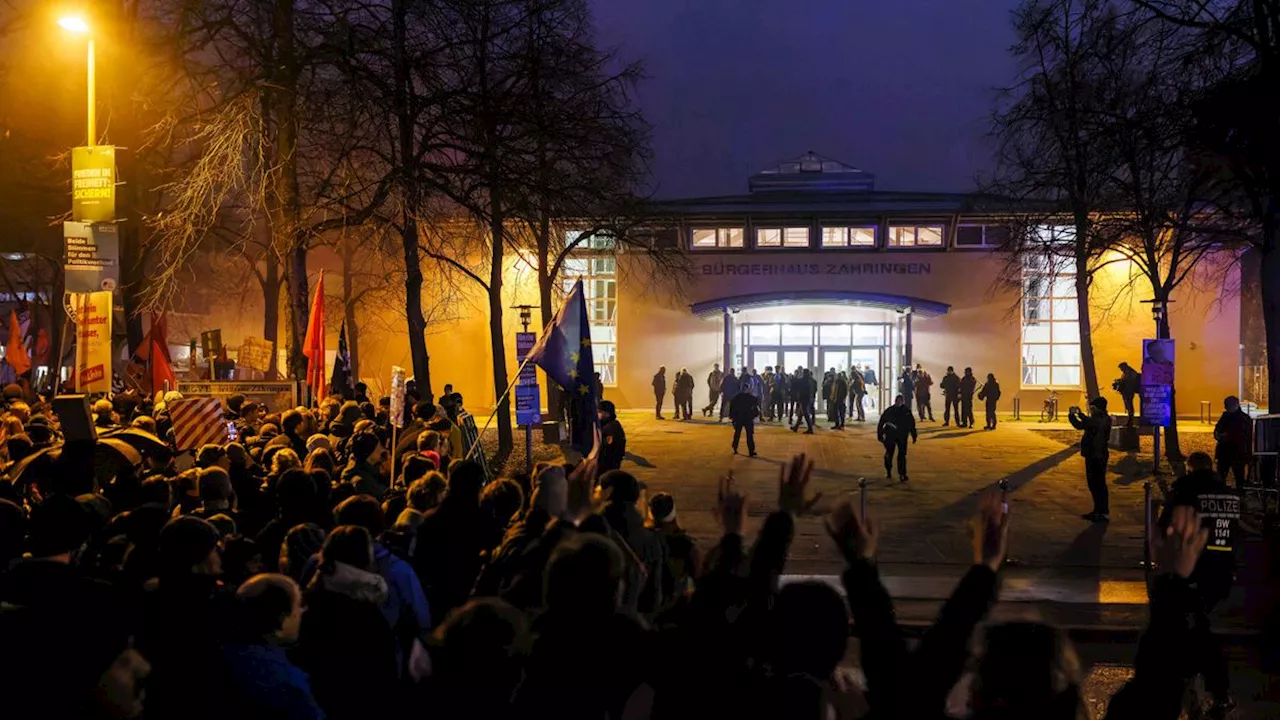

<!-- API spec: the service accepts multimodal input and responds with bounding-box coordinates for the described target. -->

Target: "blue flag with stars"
[527,279,598,450]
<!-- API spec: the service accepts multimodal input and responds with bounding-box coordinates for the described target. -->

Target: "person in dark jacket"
[939,366,960,427]
[718,368,739,422]
[1213,395,1251,486]
[978,373,1001,430]
[729,388,760,456]
[222,573,324,720]
[878,395,917,482]
[339,430,389,499]
[598,470,667,613]
[297,525,399,720]
[412,460,488,623]
[769,365,788,423]
[790,368,816,434]
[959,367,978,428]
[913,364,935,421]
[897,370,915,419]
[703,363,724,417]
[514,534,653,720]
[1156,451,1240,715]
[652,366,667,420]
[674,367,695,420]
[1068,396,1113,522]
[597,400,626,474]
[830,371,849,429]
[1115,362,1142,426]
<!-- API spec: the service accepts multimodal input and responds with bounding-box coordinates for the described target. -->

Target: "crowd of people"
[0,372,1247,720]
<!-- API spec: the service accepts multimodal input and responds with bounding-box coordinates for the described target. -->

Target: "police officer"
[959,367,978,428]
[878,394,917,482]
[1157,451,1239,716]
[703,363,724,417]
[598,400,627,473]
[729,386,760,457]
[940,366,961,426]
[652,366,667,420]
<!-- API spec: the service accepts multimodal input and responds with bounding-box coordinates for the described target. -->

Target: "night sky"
[591,0,1025,198]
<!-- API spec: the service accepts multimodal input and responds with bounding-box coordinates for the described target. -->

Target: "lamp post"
[57,16,95,147]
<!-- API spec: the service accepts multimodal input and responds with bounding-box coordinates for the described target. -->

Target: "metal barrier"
[1200,400,1211,424]
[1140,481,1155,572]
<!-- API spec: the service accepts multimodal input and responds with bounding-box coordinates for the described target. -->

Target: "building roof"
[657,189,1017,217]
[747,151,877,193]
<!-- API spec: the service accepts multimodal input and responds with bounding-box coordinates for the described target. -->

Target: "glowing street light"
[57,15,95,147]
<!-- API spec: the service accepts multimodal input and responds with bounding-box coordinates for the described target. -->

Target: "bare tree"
[988,0,1132,400]
[1134,0,1280,411]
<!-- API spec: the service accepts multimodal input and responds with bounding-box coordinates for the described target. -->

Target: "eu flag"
[527,279,598,450]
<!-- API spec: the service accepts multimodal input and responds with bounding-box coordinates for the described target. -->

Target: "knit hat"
[156,516,220,575]
[599,470,642,504]
[2,383,22,402]
[306,434,332,453]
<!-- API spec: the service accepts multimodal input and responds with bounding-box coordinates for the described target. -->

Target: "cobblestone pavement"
[615,410,1158,573]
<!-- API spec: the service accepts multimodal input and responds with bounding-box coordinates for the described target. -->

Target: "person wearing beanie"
[280,523,327,584]
[1069,396,1113,522]
[647,492,701,605]
[196,443,230,470]
[597,469,665,614]
[139,516,231,720]
[597,401,626,474]
[222,573,323,719]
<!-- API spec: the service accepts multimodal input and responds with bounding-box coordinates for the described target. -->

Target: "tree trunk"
[490,188,513,457]
[1075,258,1101,400]
[392,0,431,401]
[262,254,281,380]
[537,216,562,419]
[1262,242,1280,413]
[271,0,307,382]
[287,244,309,382]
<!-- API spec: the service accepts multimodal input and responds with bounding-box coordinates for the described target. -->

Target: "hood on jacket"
[321,561,389,605]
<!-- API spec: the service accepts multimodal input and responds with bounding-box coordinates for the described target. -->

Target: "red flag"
[302,272,326,405]
[5,310,31,377]
[148,313,177,393]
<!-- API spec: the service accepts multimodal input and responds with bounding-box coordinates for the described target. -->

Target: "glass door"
[818,349,851,415]
[750,348,779,373]
[782,349,812,376]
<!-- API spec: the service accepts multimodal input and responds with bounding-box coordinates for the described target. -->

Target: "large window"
[690,227,744,249]
[564,229,616,251]
[756,226,811,249]
[1021,254,1081,388]
[887,224,944,248]
[956,224,1011,249]
[561,256,618,386]
[821,226,877,249]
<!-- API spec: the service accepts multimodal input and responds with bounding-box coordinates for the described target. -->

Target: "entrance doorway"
[737,322,894,414]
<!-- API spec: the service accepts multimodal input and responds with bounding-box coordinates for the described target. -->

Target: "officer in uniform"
[598,400,627,473]
[1157,451,1240,716]
[878,394,918,482]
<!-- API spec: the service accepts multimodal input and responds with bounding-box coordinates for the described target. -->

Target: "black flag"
[330,320,355,400]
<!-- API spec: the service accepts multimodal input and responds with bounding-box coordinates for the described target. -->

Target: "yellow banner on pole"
[72,291,113,394]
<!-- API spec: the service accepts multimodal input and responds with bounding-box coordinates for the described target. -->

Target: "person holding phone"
[1068,397,1113,522]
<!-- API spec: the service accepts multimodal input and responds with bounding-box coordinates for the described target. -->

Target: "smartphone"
[226,421,238,442]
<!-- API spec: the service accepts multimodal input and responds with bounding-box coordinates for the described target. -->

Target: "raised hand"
[778,453,821,515]
[566,455,599,520]
[717,472,748,536]
[824,500,879,564]
[971,488,1010,572]
[1154,505,1209,579]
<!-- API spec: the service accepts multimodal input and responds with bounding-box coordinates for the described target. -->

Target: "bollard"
[997,479,1020,566]
[1141,481,1154,572]
[1012,397,1021,421]
[858,477,868,519]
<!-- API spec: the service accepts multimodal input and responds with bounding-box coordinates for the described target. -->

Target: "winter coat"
[940,372,960,398]
[221,643,325,720]
[729,391,760,423]
[1213,408,1252,459]
[297,563,399,720]
[413,496,487,623]
[1068,409,1112,459]
[978,381,1001,406]
[599,418,627,473]
[340,459,388,499]
[720,374,740,399]
[652,371,667,394]
[1156,468,1239,602]
[958,374,977,398]
[914,372,933,399]
[878,404,917,442]
[707,369,724,391]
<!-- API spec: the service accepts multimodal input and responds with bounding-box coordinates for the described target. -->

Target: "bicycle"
[1039,392,1059,422]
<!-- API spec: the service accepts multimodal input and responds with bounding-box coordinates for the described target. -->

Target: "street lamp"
[57,15,95,147]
